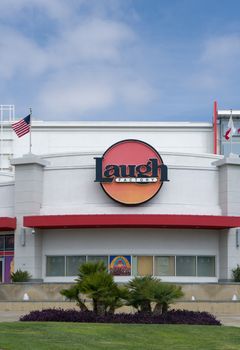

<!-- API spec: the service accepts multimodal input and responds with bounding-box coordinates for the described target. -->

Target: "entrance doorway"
[0,258,3,282]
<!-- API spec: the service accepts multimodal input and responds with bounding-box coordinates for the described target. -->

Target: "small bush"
[61,261,126,315]
[20,308,221,325]
[11,269,32,282]
[232,265,240,282]
[126,276,183,314]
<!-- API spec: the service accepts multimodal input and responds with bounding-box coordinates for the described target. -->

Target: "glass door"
[0,258,3,282]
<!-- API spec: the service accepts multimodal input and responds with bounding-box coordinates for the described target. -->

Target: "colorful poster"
[109,256,131,276]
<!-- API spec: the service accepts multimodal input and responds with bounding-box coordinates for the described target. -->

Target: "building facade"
[0,116,240,284]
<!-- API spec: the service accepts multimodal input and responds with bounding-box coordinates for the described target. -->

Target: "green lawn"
[0,323,240,350]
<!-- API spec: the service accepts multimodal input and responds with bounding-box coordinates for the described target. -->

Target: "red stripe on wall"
[213,100,218,154]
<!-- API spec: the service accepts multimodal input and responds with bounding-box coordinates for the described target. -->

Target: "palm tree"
[60,284,88,312]
[153,283,183,315]
[126,276,183,315]
[61,261,126,316]
[126,276,156,313]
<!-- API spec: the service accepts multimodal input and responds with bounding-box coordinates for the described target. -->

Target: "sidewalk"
[218,315,240,327]
[0,311,24,322]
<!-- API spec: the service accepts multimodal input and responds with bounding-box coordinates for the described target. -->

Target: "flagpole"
[230,109,233,156]
[29,108,32,154]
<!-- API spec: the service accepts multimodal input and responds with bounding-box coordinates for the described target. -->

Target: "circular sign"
[98,139,166,205]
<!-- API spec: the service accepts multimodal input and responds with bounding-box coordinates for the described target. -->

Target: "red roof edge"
[23,214,240,230]
[0,217,16,231]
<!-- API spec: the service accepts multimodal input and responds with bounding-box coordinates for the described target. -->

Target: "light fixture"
[23,293,30,301]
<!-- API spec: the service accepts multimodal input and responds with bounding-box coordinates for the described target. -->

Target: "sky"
[0,0,240,122]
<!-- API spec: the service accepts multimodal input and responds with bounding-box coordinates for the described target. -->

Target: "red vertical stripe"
[213,101,218,154]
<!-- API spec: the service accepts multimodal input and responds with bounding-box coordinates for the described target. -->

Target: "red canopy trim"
[23,214,240,230]
[0,217,16,231]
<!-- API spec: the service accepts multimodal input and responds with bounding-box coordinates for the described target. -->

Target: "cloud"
[201,35,240,69]
[185,34,240,92]
[0,0,158,120]
[2,1,240,121]
[0,16,136,79]
[37,69,157,119]
[0,1,165,120]
[121,80,157,105]
[48,18,136,67]
[0,0,80,21]
[0,26,48,79]
[38,73,115,117]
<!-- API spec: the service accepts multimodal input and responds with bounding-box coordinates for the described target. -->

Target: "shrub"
[11,269,32,282]
[232,265,240,282]
[60,285,88,312]
[126,276,183,315]
[126,276,156,313]
[61,261,127,315]
[19,308,221,325]
[153,282,184,314]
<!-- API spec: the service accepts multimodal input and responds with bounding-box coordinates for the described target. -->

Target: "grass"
[0,322,240,350]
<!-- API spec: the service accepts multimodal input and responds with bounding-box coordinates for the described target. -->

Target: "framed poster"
[109,255,131,276]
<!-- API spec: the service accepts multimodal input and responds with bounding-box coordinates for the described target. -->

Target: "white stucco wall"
[40,152,221,215]
[0,182,14,216]
[42,228,219,283]
[0,121,214,172]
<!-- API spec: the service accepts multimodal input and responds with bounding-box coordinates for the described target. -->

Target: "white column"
[11,154,48,280]
[213,157,240,280]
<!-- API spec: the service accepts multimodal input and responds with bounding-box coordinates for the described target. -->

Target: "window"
[197,256,215,277]
[46,256,65,276]
[0,236,4,251]
[5,235,14,251]
[137,256,153,276]
[66,256,86,276]
[46,255,108,277]
[132,256,137,276]
[87,255,108,267]
[176,256,196,276]
[155,256,175,276]
[0,235,14,251]
[45,254,216,278]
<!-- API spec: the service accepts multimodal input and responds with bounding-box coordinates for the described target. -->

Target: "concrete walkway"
[218,315,240,327]
[0,311,24,322]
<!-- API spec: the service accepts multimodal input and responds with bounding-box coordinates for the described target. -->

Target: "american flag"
[12,114,31,138]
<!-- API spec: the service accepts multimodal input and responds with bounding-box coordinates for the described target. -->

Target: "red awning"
[0,217,16,231]
[23,214,240,230]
